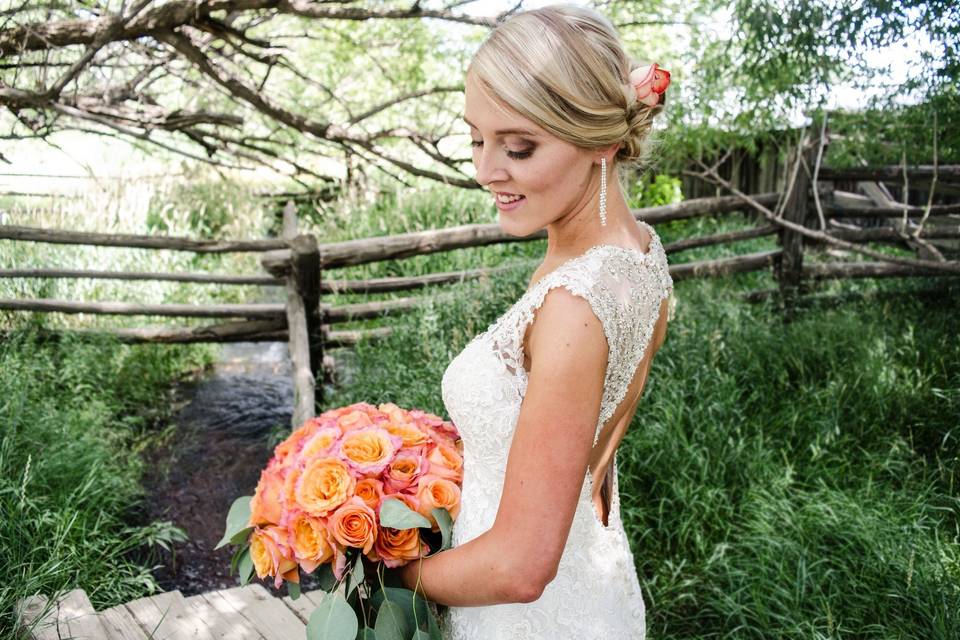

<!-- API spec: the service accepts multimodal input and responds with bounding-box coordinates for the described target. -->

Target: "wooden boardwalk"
[15,583,331,639]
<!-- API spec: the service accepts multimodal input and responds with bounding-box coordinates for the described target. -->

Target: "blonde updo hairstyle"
[467,4,664,172]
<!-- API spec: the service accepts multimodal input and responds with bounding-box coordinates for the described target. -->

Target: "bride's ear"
[593,142,620,164]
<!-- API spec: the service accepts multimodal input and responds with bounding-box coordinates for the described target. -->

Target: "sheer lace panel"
[486,226,673,447]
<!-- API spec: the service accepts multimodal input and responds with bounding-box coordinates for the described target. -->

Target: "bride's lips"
[494,192,526,211]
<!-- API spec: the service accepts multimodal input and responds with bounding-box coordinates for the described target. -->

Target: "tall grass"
[0,333,213,637]
[1,166,258,636]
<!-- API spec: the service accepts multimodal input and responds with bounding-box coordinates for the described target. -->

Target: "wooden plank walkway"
[14,583,334,640]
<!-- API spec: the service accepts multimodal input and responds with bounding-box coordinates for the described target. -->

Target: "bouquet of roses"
[217,401,463,640]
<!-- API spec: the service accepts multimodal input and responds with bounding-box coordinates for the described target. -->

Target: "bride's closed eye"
[470,139,534,160]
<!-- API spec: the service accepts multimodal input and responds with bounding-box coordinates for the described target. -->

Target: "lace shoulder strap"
[487,236,673,445]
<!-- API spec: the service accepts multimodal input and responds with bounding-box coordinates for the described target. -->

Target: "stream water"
[142,340,299,596]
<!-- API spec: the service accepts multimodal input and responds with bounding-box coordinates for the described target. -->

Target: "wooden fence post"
[292,233,321,403]
[281,201,316,427]
[775,133,816,320]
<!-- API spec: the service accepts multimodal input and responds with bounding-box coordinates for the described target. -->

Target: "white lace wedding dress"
[436,221,673,639]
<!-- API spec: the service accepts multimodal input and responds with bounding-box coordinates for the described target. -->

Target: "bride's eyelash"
[470,140,533,160]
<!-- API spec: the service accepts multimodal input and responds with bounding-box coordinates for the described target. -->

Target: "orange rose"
[355,477,385,512]
[294,457,355,517]
[426,442,463,483]
[338,426,402,476]
[338,408,374,432]
[299,426,342,459]
[372,494,429,568]
[327,496,378,555]
[283,463,303,509]
[384,420,429,448]
[249,465,285,526]
[286,511,335,574]
[249,525,299,589]
[415,474,461,531]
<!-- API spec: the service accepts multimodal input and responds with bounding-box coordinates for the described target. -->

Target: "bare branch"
[0,0,496,55]
[912,111,939,240]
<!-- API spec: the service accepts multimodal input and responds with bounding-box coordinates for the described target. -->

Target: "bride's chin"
[498,217,531,238]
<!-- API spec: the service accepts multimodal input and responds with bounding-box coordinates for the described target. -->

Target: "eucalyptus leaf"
[314,563,337,591]
[379,498,432,530]
[411,630,432,640]
[431,507,452,551]
[307,591,359,640]
[374,600,411,640]
[346,552,365,597]
[215,495,252,550]
[228,526,254,546]
[369,587,431,627]
[288,581,300,600]
[229,542,248,576]
[237,547,254,586]
[425,607,443,640]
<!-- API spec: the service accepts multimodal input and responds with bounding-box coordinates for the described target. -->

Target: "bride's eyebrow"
[463,116,538,137]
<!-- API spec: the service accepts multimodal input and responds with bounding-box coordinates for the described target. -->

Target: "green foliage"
[307,590,358,640]
[0,332,211,638]
[146,177,260,240]
[625,173,684,209]
[216,496,253,550]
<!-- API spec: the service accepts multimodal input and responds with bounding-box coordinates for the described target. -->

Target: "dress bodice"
[437,221,673,639]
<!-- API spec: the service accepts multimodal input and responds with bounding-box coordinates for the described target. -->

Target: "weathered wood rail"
[15,583,339,640]
[2,167,959,427]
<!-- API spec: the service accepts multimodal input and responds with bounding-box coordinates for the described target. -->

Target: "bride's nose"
[473,146,510,187]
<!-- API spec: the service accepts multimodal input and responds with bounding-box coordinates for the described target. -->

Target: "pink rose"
[629,63,671,107]
[382,451,429,495]
[249,525,299,589]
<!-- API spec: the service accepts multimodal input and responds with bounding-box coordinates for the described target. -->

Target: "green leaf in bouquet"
[369,587,431,631]
[431,507,453,552]
[215,495,253,550]
[374,600,411,640]
[346,552,364,597]
[229,542,248,576]
[379,498,432,530]
[237,547,254,585]
[425,606,443,640]
[288,580,301,600]
[355,627,376,640]
[314,563,338,591]
[307,591,359,640]
[411,630,432,640]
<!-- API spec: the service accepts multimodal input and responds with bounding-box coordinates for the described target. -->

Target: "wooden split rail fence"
[2,166,959,425]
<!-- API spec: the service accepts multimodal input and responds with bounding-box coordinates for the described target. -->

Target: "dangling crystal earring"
[599,156,608,227]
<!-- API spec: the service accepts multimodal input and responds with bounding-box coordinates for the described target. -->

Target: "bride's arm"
[399,287,608,606]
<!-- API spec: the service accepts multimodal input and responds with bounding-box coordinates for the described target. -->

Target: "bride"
[398,4,674,638]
